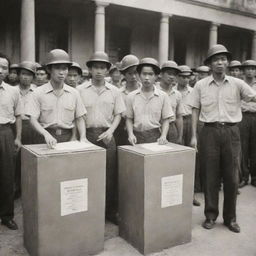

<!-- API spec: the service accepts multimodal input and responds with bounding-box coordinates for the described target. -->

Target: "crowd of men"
[0,43,256,236]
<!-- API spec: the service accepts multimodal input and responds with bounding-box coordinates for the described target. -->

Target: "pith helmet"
[204,44,231,65]
[241,60,256,68]
[18,61,37,75]
[119,55,139,72]
[109,65,118,73]
[161,60,180,73]
[10,64,19,70]
[46,49,72,66]
[196,66,210,73]
[70,62,82,74]
[86,51,111,69]
[229,60,242,68]
[178,65,193,75]
[137,57,160,74]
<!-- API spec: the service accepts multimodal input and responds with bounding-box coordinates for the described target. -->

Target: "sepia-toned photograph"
[0,0,256,255]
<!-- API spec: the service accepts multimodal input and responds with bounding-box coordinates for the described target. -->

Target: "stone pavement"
[0,186,256,256]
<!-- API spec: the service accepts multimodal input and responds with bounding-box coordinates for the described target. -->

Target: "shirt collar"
[44,82,72,93]
[136,85,160,96]
[0,81,8,90]
[159,84,176,95]
[208,75,231,86]
[84,80,112,90]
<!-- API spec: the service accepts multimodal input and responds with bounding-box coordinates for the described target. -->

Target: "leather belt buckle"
[56,129,62,136]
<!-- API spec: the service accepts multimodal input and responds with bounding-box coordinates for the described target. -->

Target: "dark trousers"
[239,112,256,183]
[15,120,36,197]
[134,128,161,144]
[86,127,117,222]
[167,122,178,143]
[200,124,240,223]
[183,115,192,146]
[114,118,128,146]
[0,125,15,221]
[195,121,204,192]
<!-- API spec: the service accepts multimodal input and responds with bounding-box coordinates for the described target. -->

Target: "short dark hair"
[0,52,11,68]
[137,64,159,75]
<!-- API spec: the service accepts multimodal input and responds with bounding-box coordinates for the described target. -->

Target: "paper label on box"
[140,142,173,152]
[61,178,88,216]
[55,141,94,151]
[161,174,183,208]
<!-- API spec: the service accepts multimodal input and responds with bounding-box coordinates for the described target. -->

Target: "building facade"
[1,0,256,68]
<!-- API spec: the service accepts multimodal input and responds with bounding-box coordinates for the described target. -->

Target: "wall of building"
[69,3,94,68]
[104,0,256,31]
[0,0,20,64]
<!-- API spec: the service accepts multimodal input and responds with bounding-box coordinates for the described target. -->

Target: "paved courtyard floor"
[0,186,256,256]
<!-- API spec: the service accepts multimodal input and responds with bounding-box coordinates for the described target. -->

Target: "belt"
[46,127,72,136]
[183,115,191,119]
[243,112,256,115]
[0,123,11,128]
[204,122,237,128]
[87,127,108,133]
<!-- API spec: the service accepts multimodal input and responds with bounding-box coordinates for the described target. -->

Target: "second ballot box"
[21,141,106,256]
[118,142,196,255]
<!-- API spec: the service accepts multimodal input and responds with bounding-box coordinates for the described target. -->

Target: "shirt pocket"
[0,100,14,119]
[201,95,215,113]
[101,100,115,122]
[225,97,238,116]
[40,104,54,124]
[62,104,75,124]
[149,103,161,123]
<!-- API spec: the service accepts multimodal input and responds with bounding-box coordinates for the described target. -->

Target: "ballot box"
[21,141,106,256]
[118,142,196,255]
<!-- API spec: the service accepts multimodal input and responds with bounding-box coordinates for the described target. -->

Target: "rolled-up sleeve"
[176,93,186,116]
[125,94,134,119]
[25,91,41,119]
[75,91,87,118]
[187,83,201,109]
[14,91,22,116]
[114,91,126,116]
[239,80,256,102]
[162,93,174,120]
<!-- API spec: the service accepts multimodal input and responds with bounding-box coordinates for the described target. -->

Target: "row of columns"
[20,0,256,62]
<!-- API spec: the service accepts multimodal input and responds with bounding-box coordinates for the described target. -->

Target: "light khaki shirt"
[0,81,22,124]
[126,87,174,132]
[77,81,126,128]
[241,81,256,113]
[26,82,86,129]
[174,84,193,116]
[16,84,37,120]
[160,87,185,121]
[188,75,256,123]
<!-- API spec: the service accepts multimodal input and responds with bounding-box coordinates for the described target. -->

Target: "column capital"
[210,22,221,28]
[94,0,110,7]
[160,13,171,24]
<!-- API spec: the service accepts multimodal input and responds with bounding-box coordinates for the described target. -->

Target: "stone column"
[209,22,220,48]
[94,1,109,52]
[158,13,170,65]
[251,31,256,60]
[20,0,35,61]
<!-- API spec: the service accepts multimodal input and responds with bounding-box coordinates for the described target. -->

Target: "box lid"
[118,142,195,156]
[22,141,105,156]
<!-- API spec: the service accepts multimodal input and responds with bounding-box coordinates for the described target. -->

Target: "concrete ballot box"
[21,141,106,256]
[118,142,196,255]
